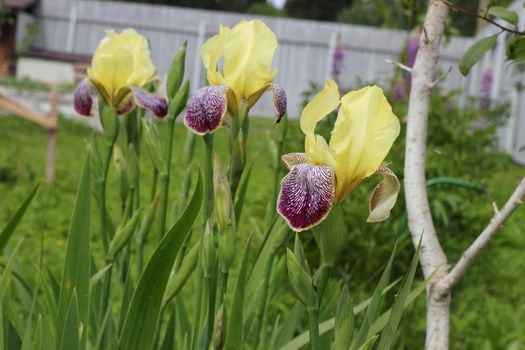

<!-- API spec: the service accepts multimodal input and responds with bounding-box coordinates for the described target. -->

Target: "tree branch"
[385,59,412,73]
[437,177,525,294]
[441,0,525,36]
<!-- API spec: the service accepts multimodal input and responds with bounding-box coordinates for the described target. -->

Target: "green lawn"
[1,112,524,349]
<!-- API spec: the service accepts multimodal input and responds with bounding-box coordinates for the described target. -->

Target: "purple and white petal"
[131,87,168,118]
[367,166,400,223]
[184,86,228,135]
[277,163,335,232]
[281,153,307,170]
[272,83,287,123]
[73,78,94,117]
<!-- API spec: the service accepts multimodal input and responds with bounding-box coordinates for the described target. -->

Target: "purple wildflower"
[407,35,419,69]
[480,66,493,110]
[331,35,345,94]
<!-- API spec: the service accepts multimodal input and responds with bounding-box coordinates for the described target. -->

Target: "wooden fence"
[31,0,524,164]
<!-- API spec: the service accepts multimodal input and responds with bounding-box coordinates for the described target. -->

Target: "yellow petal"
[299,79,340,135]
[201,25,231,86]
[305,134,336,167]
[121,29,157,88]
[88,29,156,104]
[330,85,400,201]
[222,20,277,102]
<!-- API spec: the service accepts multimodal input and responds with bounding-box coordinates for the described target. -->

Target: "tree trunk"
[404,0,450,349]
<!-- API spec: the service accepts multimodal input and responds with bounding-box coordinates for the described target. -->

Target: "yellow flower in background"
[184,20,287,135]
[74,28,168,118]
[201,20,277,107]
[88,28,156,105]
[277,79,401,232]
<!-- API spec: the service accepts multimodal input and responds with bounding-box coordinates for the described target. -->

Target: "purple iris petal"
[184,86,228,135]
[277,163,335,232]
[73,78,93,117]
[131,87,168,118]
[272,83,287,123]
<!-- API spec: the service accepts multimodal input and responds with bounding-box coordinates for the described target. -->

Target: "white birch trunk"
[404,1,450,349]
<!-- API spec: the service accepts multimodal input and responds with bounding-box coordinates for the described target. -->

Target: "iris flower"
[184,20,286,135]
[277,80,401,232]
[74,28,168,118]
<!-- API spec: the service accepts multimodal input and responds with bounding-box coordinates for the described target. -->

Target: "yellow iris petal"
[329,85,400,202]
[201,20,277,104]
[201,25,231,86]
[299,79,340,135]
[305,134,336,167]
[222,20,277,102]
[88,28,156,104]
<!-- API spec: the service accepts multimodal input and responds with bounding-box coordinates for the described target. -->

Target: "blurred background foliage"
[112,0,515,37]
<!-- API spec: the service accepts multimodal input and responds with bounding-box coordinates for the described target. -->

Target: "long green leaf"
[119,171,204,350]
[0,183,39,253]
[369,280,427,336]
[376,240,421,349]
[0,240,23,302]
[58,152,91,346]
[459,34,498,76]
[278,279,401,350]
[59,292,80,350]
[224,236,252,350]
[234,158,254,223]
[351,243,397,350]
[334,285,354,350]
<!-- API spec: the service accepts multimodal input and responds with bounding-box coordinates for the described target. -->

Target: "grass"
[0,111,524,349]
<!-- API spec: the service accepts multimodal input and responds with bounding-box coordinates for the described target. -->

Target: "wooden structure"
[0,88,58,184]
[0,0,37,76]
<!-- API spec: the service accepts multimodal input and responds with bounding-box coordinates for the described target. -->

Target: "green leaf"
[286,249,317,310]
[163,239,200,305]
[506,36,525,63]
[168,80,190,118]
[488,6,518,26]
[58,152,91,346]
[0,240,23,302]
[0,183,39,253]
[107,208,142,261]
[357,335,378,350]
[30,315,42,350]
[376,240,421,349]
[166,42,186,100]
[293,234,310,275]
[223,236,252,350]
[89,264,113,290]
[335,285,354,350]
[368,280,428,336]
[278,279,401,350]
[59,293,80,350]
[160,308,176,350]
[351,242,397,350]
[271,303,304,349]
[141,119,167,175]
[119,171,204,350]
[234,158,254,223]
[459,34,498,76]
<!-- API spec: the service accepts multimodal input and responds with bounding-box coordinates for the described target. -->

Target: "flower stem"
[307,308,321,350]
[315,264,331,304]
[229,104,248,198]
[157,116,177,239]
[191,134,215,349]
